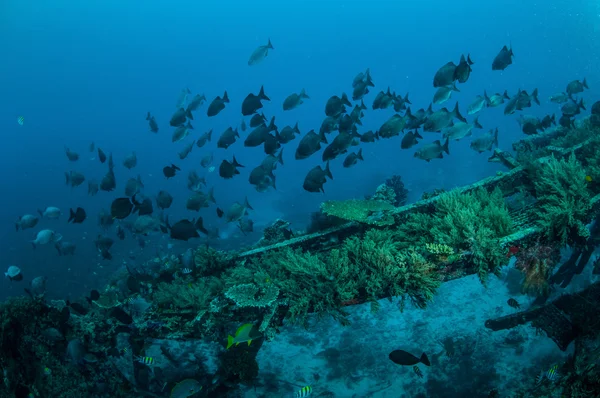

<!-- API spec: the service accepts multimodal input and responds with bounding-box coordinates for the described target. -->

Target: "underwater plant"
[514,241,561,297]
[532,153,591,245]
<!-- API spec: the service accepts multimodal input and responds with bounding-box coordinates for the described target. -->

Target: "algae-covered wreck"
[3,119,600,397]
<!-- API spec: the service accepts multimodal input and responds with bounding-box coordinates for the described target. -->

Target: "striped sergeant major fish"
[295,386,312,397]
[535,364,559,384]
[135,356,155,366]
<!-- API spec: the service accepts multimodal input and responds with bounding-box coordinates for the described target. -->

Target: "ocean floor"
[243,253,600,398]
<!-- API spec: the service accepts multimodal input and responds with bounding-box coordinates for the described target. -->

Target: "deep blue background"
[0,0,598,300]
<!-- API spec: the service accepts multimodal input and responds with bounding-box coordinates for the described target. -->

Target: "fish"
[433,61,457,87]
[400,130,422,149]
[170,107,188,127]
[507,298,520,309]
[535,364,560,384]
[96,148,107,164]
[303,162,333,193]
[250,113,266,128]
[503,89,539,115]
[219,156,244,179]
[492,45,514,71]
[146,112,159,133]
[196,129,212,148]
[65,147,79,161]
[132,195,154,216]
[238,218,254,234]
[343,149,364,168]
[226,197,253,223]
[38,207,61,219]
[294,386,312,397]
[433,82,459,105]
[561,98,585,117]
[443,117,482,141]
[67,207,86,224]
[549,92,570,104]
[168,219,200,241]
[485,90,510,107]
[467,95,487,115]
[5,265,22,282]
[388,350,430,366]
[135,356,154,366]
[185,93,207,116]
[178,140,195,160]
[207,91,230,117]
[125,175,144,197]
[110,198,134,219]
[423,103,466,132]
[413,366,423,378]
[241,85,270,116]
[31,229,62,249]
[123,152,137,169]
[470,128,499,153]
[217,127,239,149]
[175,88,191,108]
[172,121,194,143]
[360,130,379,143]
[65,171,85,187]
[17,115,24,126]
[200,153,213,168]
[263,133,281,156]
[379,114,406,138]
[156,190,173,210]
[566,78,588,96]
[414,138,450,162]
[15,214,39,231]
[227,323,260,348]
[322,131,359,161]
[163,164,181,179]
[170,379,202,398]
[325,93,352,117]
[186,189,216,211]
[248,38,274,65]
[283,89,310,111]
[295,130,327,160]
[278,123,301,144]
[454,54,473,83]
[245,118,277,147]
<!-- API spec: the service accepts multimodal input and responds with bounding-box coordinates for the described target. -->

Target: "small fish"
[586,175,593,182]
[295,386,312,397]
[146,112,159,133]
[413,365,423,378]
[248,39,274,66]
[67,207,86,224]
[207,91,230,117]
[17,116,24,125]
[549,92,570,104]
[343,148,364,168]
[389,350,430,366]
[414,138,450,162]
[535,364,559,384]
[507,298,520,309]
[566,78,588,96]
[136,356,155,366]
[163,164,181,179]
[227,323,260,349]
[181,268,193,275]
[492,44,514,71]
[219,156,244,179]
[43,367,52,376]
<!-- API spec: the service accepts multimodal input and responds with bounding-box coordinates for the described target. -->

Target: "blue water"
[0,0,598,301]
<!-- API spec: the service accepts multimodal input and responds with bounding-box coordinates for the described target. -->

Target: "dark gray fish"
[561,98,585,117]
[485,90,510,107]
[146,112,159,133]
[283,89,310,111]
[156,190,173,209]
[125,175,143,197]
[171,121,193,143]
[242,85,270,116]
[55,241,76,256]
[389,350,430,366]
[549,92,570,104]
[245,117,276,147]
[454,54,473,83]
[470,128,499,153]
[97,148,106,163]
[379,114,406,138]
[163,164,181,179]
[250,113,266,128]
[401,130,423,149]
[15,214,38,231]
[322,131,359,161]
[238,218,254,234]
[186,189,216,211]
[168,219,200,241]
[123,152,137,169]
[65,147,79,161]
[178,140,195,160]
[343,149,364,168]
[372,88,396,110]
[423,103,466,132]
[68,207,86,224]
[200,153,213,168]
[566,78,588,96]
[325,93,351,117]
[303,162,333,193]
[65,171,85,187]
[185,93,207,117]
[360,130,379,143]
[217,127,239,149]
[225,197,253,222]
[433,82,460,105]
[319,116,339,135]
[219,156,244,179]
[248,38,274,65]
[132,195,153,216]
[278,123,301,143]
[207,91,229,117]
[295,129,328,160]
[170,107,187,127]
[196,129,212,148]
[187,170,207,192]
[414,138,450,161]
[97,209,114,229]
[110,198,133,219]
[492,45,514,71]
[433,61,457,87]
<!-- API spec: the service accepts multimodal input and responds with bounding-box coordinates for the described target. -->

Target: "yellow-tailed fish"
[295,385,312,397]
[535,364,559,384]
[136,356,155,365]
[227,323,257,349]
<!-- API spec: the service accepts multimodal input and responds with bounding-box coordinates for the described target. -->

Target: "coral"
[260,219,293,246]
[194,246,231,276]
[384,175,409,206]
[224,283,280,308]
[153,277,222,310]
[397,188,514,283]
[533,154,591,244]
[321,199,395,226]
[371,184,397,205]
[514,241,561,297]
